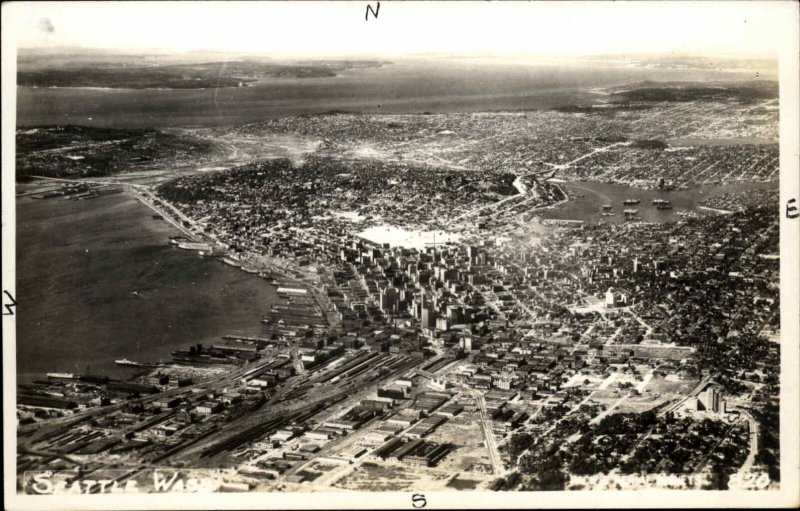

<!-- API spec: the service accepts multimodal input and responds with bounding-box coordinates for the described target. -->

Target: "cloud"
[37,18,55,34]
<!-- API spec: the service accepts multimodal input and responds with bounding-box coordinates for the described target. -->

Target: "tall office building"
[702,387,722,413]
[605,287,616,308]
[421,305,436,329]
[447,305,465,325]
[380,287,398,312]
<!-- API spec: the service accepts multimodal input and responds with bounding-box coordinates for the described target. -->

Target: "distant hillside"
[17,58,388,89]
[15,125,216,181]
[609,81,778,104]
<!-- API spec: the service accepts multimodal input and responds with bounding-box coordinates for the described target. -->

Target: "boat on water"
[623,199,641,205]
[47,372,76,379]
[602,204,612,211]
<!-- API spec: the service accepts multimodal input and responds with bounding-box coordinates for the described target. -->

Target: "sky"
[2,1,794,58]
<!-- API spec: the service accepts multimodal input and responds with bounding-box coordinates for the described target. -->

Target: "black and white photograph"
[3,1,799,509]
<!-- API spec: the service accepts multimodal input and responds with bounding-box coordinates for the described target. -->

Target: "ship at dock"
[178,241,213,251]
[115,358,141,367]
[218,255,242,268]
[115,358,166,368]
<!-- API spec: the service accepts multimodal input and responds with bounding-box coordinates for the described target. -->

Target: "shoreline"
[15,191,282,380]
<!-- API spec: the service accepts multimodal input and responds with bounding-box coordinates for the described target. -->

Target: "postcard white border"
[3,1,799,509]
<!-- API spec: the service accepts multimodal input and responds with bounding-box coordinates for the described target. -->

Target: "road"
[454,173,531,221]
[29,175,146,189]
[733,407,759,474]
[163,355,422,464]
[132,187,197,238]
[116,179,338,329]
[18,359,268,443]
[588,394,628,427]
[660,373,716,416]
[473,391,505,476]
[515,387,599,466]
[287,383,458,487]
[628,309,654,338]
[692,417,743,474]
[469,285,507,321]
[536,141,629,172]
[451,176,568,225]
